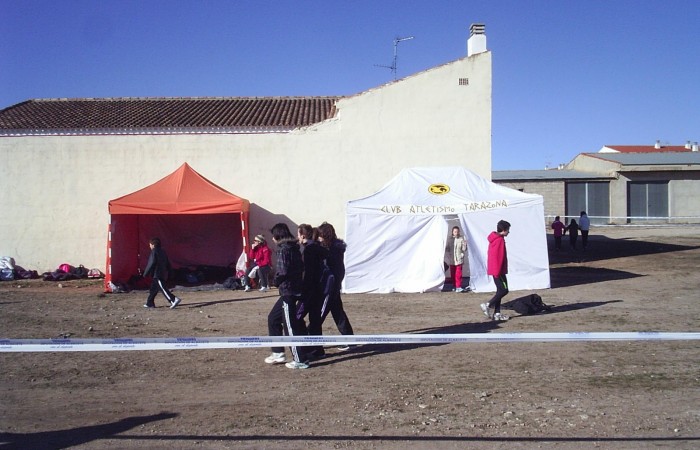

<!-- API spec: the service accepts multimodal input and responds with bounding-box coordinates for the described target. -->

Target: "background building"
[494,142,700,225]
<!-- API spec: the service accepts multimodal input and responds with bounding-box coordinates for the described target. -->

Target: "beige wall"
[495,180,565,222]
[616,171,700,224]
[0,53,492,272]
[671,177,700,220]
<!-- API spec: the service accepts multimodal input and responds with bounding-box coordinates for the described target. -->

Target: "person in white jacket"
[445,226,468,292]
[579,211,591,250]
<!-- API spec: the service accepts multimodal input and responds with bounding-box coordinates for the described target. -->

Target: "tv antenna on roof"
[375,36,414,80]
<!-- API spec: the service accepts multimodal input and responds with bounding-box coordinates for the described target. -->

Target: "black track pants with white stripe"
[145,278,176,306]
[267,295,308,362]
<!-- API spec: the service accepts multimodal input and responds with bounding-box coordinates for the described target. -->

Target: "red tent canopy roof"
[109,163,249,214]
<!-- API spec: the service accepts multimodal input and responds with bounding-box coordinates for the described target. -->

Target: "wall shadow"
[0,412,177,449]
[547,234,700,264]
[547,299,623,314]
[248,204,298,241]
[550,266,643,288]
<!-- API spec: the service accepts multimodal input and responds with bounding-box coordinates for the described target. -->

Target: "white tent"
[343,166,550,293]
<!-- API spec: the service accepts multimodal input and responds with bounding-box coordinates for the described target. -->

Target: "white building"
[0,26,493,273]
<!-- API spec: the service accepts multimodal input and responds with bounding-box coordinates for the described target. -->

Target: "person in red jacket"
[243,234,272,292]
[551,216,565,251]
[480,220,511,321]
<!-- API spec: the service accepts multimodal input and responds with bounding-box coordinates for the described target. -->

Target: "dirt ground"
[1,226,699,449]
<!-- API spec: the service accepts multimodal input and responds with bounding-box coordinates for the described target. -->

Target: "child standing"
[143,237,181,309]
[446,226,468,292]
[480,220,510,321]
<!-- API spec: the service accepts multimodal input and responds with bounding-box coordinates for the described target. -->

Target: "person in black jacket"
[565,218,579,250]
[317,222,354,349]
[264,223,309,369]
[297,224,328,360]
[143,237,181,309]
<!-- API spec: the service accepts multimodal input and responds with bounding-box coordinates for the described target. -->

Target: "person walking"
[264,223,310,369]
[446,226,468,292]
[480,220,511,321]
[297,224,327,360]
[551,216,565,251]
[143,237,181,309]
[565,218,579,250]
[317,222,355,350]
[579,211,591,250]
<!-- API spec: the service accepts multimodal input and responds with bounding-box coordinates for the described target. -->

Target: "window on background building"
[628,181,669,222]
[565,181,610,224]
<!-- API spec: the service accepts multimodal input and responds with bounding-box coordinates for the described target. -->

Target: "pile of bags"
[0,257,104,282]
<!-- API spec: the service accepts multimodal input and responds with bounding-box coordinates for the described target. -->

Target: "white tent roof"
[344,166,550,293]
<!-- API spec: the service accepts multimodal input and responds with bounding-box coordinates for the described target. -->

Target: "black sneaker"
[306,350,326,361]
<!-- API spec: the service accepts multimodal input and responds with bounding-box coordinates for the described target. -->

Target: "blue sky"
[1,0,698,170]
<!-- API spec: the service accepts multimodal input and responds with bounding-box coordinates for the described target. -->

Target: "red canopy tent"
[105,163,250,292]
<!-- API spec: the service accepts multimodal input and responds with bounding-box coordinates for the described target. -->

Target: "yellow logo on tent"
[428,184,450,195]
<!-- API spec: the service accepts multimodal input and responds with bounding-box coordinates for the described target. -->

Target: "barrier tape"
[1,332,698,352]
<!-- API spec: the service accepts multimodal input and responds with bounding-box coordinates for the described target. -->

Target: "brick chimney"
[468,23,487,57]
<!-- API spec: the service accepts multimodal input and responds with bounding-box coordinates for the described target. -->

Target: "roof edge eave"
[0,126,298,137]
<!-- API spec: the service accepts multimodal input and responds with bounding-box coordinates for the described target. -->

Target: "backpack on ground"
[503,294,552,315]
[71,265,89,278]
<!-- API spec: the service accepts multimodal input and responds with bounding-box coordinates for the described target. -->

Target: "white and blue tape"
[1,332,698,352]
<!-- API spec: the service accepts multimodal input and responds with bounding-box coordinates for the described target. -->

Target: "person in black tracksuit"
[317,222,354,346]
[143,237,181,309]
[264,223,309,369]
[297,224,328,360]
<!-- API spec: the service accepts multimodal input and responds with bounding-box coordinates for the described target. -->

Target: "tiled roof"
[0,97,340,135]
[602,145,691,153]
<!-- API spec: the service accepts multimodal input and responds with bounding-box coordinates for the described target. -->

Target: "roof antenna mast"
[375,36,414,80]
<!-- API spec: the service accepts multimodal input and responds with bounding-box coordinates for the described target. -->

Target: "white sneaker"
[455,287,464,293]
[264,352,286,364]
[259,286,269,292]
[285,360,309,369]
[170,297,181,309]
[480,303,492,318]
[244,286,251,292]
[493,312,510,321]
